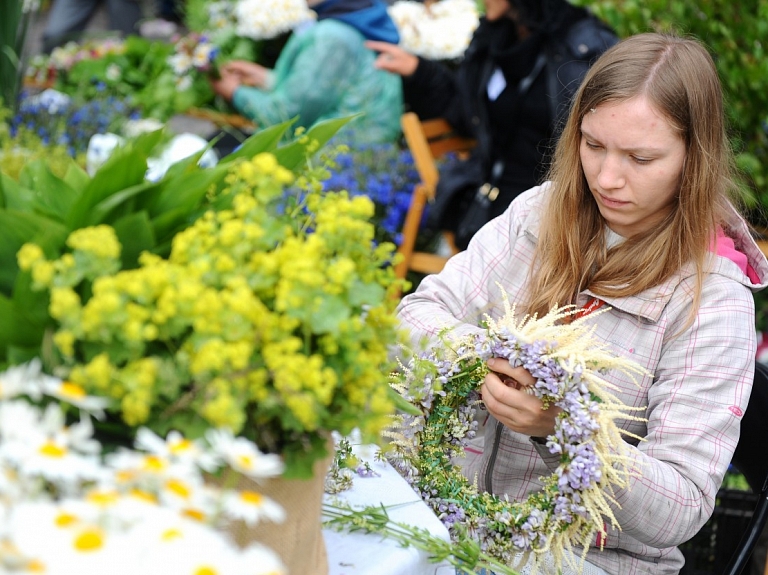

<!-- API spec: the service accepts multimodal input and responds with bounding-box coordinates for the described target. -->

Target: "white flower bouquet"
[388,0,480,60]
[0,360,289,575]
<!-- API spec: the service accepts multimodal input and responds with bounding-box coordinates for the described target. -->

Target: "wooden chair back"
[395,112,476,282]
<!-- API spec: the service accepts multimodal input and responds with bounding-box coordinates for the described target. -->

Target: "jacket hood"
[312,0,400,43]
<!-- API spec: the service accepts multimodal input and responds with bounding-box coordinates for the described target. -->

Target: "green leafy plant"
[0,117,348,369]
[1,0,37,111]
[3,115,404,479]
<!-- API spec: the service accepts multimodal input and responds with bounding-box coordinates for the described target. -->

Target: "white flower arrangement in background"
[0,360,287,575]
[234,0,317,40]
[388,0,480,60]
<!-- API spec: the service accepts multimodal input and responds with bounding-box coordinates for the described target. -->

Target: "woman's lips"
[597,192,630,208]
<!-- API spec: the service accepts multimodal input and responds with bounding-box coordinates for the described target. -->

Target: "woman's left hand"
[481,358,561,437]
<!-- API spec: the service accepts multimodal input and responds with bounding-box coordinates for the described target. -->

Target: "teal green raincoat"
[232,19,403,143]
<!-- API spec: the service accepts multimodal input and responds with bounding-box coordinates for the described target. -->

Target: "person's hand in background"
[365,41,419,77]
[220,61,273,89]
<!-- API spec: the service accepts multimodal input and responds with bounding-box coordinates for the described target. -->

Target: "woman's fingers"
[481,370,560,437]
[487,358,535,388]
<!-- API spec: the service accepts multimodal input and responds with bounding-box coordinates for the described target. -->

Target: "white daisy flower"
[134,428,219,472]
[0,359,44,401]
[238,543,287,575]
[168,52,192,75]
[41,377,110,419]
[105,63,121,81]
[176,75,193,91]
[221,488,285,526]
[205,429,284,479]
[126,508,240,574]
[0,400,41,443]
[7,501,117,575]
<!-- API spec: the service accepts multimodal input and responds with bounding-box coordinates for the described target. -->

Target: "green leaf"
[0,173,34,211]
[308,294,350,334]
[0,210,67,294]
[18,160,79,223]
[150,207,193,250]
[274,115,356,170]
[149,163,229,217]
[66,140,153,229]
[11,269,52,329]
[280,432,330,480]
[348,280,385,307]
[7,345,43,366]
[219,119,295,165]
[387,385,422,416]
[112,211,157,269]
[86,180,162,226]
[62,161,90,192]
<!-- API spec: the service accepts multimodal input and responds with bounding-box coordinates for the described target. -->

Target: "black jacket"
[403,7,618,245]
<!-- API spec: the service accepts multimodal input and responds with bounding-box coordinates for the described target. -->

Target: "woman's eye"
[632,156,652,165]
[585,141,601,150]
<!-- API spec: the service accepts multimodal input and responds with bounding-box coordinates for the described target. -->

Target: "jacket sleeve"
[232,25,361,129]
[402,57,466,130]
[608,276,756,548]
[397,187,541,349]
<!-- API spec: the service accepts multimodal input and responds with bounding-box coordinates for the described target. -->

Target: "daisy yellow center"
[236,454,254,469]
[165,479,191,499]
[194,567,218,575]
[169,439,193,455]
[129,488,157,504]
[87,490,119,506]
[25,559,46,572]
[181,508,206,522]
[161,528,183,541]
[39,441,67,458]
[54,513,78,527]
[60,382,86,399]
[73,529,104,552]
[116,470,137,482]
[142,455,167,472]
[240,491,263,505]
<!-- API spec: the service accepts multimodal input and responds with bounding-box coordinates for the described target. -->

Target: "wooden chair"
[395,112,476,281]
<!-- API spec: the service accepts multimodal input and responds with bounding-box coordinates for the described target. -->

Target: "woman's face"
[579,96,687,238]
[483,0,513,22]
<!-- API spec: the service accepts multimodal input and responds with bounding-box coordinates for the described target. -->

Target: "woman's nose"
[596,154,625,190]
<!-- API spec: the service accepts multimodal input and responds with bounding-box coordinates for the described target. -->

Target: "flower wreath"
[387,294,647,573]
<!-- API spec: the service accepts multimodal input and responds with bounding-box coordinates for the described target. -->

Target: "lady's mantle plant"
[18,150,404,478]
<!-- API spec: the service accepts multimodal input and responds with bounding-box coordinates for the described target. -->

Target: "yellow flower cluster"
[21,152,401,448]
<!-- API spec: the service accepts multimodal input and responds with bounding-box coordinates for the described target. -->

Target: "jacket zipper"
[484,418,504,493]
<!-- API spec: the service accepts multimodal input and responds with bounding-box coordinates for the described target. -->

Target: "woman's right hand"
[220,60,271,89]
[364,41,419,77]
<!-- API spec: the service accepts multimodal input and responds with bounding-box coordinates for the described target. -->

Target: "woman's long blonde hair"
[526,33,740,320]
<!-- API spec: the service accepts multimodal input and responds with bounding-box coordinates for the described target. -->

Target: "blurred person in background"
[367,0,618,249]
[211,0,403,144]
[42,0,143,53]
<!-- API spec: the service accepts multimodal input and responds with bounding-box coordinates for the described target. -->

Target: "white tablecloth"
[323,444,455,575]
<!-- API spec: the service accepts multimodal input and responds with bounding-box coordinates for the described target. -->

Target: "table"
[323,443,455,575]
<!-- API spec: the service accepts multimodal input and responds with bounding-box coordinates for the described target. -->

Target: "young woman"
[398,33,768,574]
